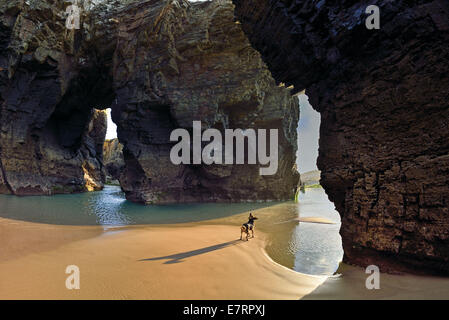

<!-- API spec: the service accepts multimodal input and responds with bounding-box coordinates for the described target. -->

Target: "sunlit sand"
[295,217,336,224]
[0,217,326,299]
[2,215,449,299]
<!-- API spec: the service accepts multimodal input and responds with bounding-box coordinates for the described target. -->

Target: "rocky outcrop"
[300,170,320,186]
[0,0,299,201]
[103,138,124,184]
[233,0,449,274]
[0,0,111,195]
[111,0,299,203]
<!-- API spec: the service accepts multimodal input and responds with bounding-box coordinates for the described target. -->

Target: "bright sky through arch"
[296,94,320,174]
[105,108,117,140]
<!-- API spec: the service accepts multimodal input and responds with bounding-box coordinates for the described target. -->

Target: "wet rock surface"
[0,0,299,201]
[0,0,111,194]
[112,0,299,203]
[103,138,124,184]
[233,0,449,274]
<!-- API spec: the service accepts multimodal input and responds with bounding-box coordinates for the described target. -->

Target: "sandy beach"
[0,208,449,300]
[2,215,449,300]
[0,217,326,300]
[305,263,449,300]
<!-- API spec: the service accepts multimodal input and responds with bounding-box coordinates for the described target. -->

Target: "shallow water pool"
[0,186,342,275]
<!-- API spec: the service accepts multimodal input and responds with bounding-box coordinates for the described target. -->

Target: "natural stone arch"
[233,0,449,274]
[0,0,301,203]
[110,0,300,204]
[0,0,115,194]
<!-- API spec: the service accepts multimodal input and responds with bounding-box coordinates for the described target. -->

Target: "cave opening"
[293,91,344,275]
[297,93,320,177]
[103,108,124,186]
[105,108,118,141]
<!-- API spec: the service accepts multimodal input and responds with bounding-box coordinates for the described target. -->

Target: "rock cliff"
[103,138,124,184]
[0,0,300,201]
[0,0,111,194]
[112,0,299,203]
[2,0,447,275]
[300,170,320,186]
[233,0,449,274]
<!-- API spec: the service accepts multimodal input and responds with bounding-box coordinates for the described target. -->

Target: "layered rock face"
[0,0,111,194]
[112,0,299,203]
[0,0,299,201]
[233,0,449,274]
[103,138,124,184]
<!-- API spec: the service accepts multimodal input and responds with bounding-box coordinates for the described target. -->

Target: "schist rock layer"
[0,0,112,194]
[112,0,299,204]
[0,0,299,202]
[233,0,449,274]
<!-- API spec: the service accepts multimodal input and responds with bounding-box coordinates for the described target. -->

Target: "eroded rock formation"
[0,0,299,201]
[233,0,449,274]
[112,0,299,203]
[103,138,124,184]
[0,0,113,194]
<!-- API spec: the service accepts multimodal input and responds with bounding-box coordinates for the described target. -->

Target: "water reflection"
[258,188,343,275]
[0,185,343,276]
[293,188,343,275]
[0,186,279,226]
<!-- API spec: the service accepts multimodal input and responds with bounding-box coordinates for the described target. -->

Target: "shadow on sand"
[139,239,241,264]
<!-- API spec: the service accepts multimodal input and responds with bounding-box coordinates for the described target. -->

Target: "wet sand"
[295,217,335,224]
[304,263,449,300]
[0,218,103,263]
[0,217,326,299]
[2,216,449,300]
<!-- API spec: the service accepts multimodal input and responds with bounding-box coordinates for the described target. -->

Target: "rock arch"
[233,0,449,274]
[0,0,300,203]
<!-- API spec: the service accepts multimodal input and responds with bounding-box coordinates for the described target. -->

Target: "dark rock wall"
[103,138,124,183]
[3,0,447,275]
[0,0,300,201]
[0,0,110,194]
[233,0,449,274]
[112,0,299,203]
